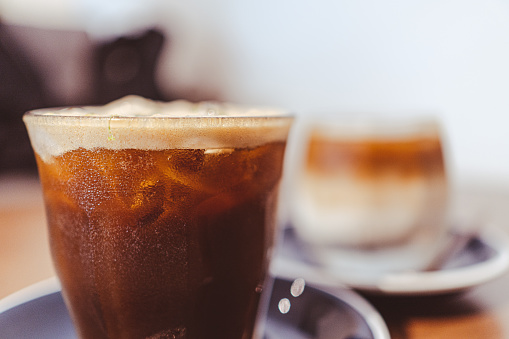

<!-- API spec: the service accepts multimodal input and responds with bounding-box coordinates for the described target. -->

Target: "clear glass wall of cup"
[23,97,293,339]
[290,115,449,282]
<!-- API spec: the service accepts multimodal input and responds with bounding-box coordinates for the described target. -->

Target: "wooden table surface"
[1,174,509,338]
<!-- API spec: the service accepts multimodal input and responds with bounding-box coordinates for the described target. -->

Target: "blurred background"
[1,0,509,189]
[3,3,509,337]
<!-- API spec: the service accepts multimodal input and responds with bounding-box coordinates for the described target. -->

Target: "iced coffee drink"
[23,96,292,339]
[291,117,448,275]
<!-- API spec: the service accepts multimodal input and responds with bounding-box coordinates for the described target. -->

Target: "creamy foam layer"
[309,118,441,141]
[23,96,293,161]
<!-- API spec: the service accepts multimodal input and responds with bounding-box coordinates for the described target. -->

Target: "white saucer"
[0,276,390,339]
[271,226,509,296]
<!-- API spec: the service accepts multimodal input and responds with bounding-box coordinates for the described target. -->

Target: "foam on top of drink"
[24,96,293,161]
[309,118,442,141]
[32,95,287,118]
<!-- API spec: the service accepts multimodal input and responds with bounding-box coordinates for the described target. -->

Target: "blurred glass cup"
[290,114,449,278]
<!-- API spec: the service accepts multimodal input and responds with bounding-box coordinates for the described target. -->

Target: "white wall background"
[198,0,509,187]
[150,0,509,188]
[2,0,509,186]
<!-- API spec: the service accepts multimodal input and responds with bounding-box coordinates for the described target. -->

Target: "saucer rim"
[372,226,509,295]
[272,226,509,296]
[0,276,61,314]
[0,276,391,339]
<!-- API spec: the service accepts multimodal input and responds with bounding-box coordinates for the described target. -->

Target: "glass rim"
[23,105,294,158]
[23,112,294,132]
[23,106,294,121]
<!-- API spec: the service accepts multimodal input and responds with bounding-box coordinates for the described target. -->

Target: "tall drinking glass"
[23,96,293,339]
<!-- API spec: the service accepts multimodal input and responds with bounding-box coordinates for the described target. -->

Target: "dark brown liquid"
[36,142,286,339]
[306,132,445,179]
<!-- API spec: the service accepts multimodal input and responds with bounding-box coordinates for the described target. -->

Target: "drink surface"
[24,96,292,339]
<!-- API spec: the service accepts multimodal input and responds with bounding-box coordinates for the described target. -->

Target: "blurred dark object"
[0,23,168,174]
[93,30,165,104]
[0,23,48,173]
